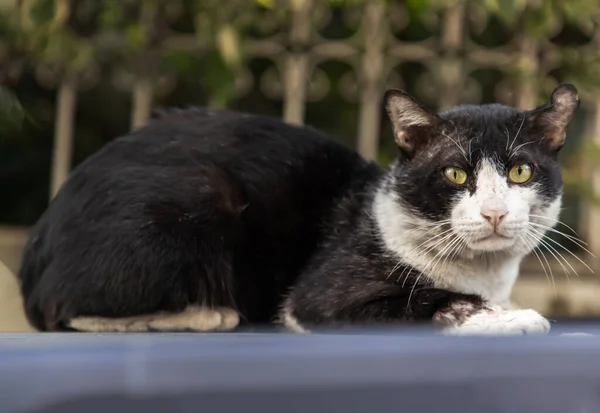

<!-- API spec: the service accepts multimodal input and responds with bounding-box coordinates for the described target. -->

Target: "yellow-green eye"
[509,164,533,184]
[444,167,468,185]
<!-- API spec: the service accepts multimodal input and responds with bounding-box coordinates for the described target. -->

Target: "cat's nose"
[480,207,508,229]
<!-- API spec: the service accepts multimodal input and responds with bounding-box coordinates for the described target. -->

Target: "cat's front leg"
[283,250,551,334]
[280,279,489,333]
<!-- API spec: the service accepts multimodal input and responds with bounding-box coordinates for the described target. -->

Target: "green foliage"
[1,0,600,221]
[0,85,27,134]
[482,0,600,37]
[404,0,433,18]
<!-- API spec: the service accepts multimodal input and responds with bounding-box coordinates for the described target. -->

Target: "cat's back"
[58,108,376,212]
[86,108,356,171]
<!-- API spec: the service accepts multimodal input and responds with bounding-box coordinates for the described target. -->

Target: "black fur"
[18,85,578,331]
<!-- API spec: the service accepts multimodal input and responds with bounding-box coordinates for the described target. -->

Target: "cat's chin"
[465,234,516,253]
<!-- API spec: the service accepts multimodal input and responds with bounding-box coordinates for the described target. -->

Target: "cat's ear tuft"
[384,89,442,155]
[529,83,580,150]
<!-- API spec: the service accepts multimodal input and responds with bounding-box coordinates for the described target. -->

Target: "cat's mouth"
[467,232,515,252]
[475,233,512,242]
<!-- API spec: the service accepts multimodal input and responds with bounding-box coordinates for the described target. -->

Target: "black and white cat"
[18,83,579,334]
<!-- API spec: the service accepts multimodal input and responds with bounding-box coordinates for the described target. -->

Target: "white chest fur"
[426,256,521,306]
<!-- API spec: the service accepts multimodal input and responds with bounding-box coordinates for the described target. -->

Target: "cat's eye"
[508,164,533,184]
[443,167,468,185]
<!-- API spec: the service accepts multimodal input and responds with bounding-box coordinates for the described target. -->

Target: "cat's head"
[380,83,579,258]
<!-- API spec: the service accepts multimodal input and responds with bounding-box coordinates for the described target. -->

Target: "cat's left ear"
[384,89,445,156]
[528,83,580,151]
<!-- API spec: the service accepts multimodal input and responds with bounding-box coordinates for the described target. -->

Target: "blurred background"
[0,0,599,330]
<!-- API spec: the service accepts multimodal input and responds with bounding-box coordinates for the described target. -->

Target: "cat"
[18,83,579,334]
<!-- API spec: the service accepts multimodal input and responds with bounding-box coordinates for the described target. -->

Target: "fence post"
[131,77,153,130]
[438,2,466,110]
[515,35,538,110]
[283,0,312,125]
[356,1,386,161]
[585,100,600,264]
[49,76,77,199]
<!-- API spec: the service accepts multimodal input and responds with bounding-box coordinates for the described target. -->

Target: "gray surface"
[1,326,600,413]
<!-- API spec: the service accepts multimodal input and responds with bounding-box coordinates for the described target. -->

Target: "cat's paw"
[442,308,551,336]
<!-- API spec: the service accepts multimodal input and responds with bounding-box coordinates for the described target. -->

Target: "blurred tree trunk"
[50,77,77,200]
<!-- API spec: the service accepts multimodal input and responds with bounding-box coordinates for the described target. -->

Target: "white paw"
[68,306,240,332]
[443,308,551,336]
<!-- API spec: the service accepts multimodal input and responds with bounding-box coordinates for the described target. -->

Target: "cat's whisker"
[405,234,463,311]
[402,221,452,238]
[528,214,580,237]
[528,222,593,254]
[407,226,455,253]
[467,138,475,164]
[441,130,468,163]
[405,273,425,313]
[386,227,455,281]
[416,233,463,280]
[396,265,414,286]
[528,226,594,274]
[386,260,404,282]
[448,234,467,263]
[400,218,453,233]
[528,240,572,287]
[523,232,554,275]
[528,221,588,246]
[383,219,454,283]
[520,232,556,295]
[508,115,526,153]
[527,229,576,282]
[413,228,459,255]
[504,127,511,151]
[442,233,467,266]
[399,231,456,285]
[509,141,535,160]
[398,266,418,285]
[428,234,465,280]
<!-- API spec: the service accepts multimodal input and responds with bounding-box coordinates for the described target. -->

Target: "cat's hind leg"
[67,306,239,332]
[20,165,245,332]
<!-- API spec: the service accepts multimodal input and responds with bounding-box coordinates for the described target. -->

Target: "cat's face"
[384,84,579,257]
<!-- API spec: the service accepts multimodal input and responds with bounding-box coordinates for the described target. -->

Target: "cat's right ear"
[384,89,443,156]
[527,83,580,151]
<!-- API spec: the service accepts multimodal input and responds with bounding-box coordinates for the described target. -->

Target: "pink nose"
[481,207,508,229]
